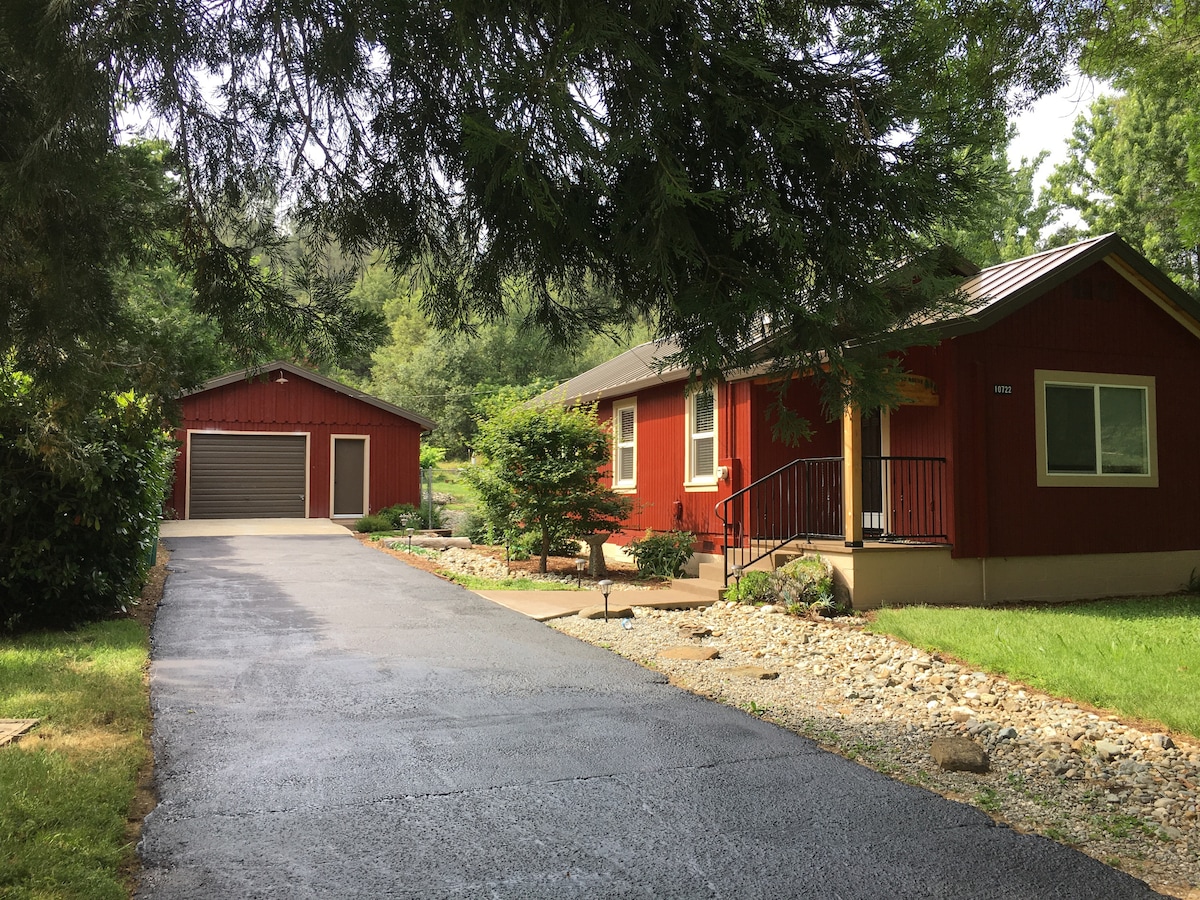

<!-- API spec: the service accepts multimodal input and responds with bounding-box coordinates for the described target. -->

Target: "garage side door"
[189,433,307,519]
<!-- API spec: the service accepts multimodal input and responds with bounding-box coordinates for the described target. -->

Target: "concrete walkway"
[475,587,712,621]
[159,518,354,537]
[138,533,1159,899]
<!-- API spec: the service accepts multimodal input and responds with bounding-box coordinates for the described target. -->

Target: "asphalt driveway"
[137,533,1159,899]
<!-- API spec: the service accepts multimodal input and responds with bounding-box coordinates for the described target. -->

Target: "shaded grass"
[868,595,1200,738]
[0,619,150,899]
[440,572,581,591]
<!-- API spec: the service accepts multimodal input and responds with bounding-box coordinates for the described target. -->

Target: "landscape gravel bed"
[553,601,1200,899]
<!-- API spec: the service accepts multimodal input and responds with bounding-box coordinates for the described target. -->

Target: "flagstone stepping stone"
[578,605,635,620]
[723,665,779,680]
[659,646,720,661]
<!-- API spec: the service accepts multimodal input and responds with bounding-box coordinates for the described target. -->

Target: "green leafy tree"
[1046,90,1200,294]
[0,370,175,632]
[1073,3,1200,276]
[370,315,647,457]
[936,144,1058,267]
[465,401,630,573]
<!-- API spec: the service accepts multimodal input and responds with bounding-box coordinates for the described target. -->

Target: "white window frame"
[1034,369,1158,488]
[612,400,637,492]
[684,386,719,491]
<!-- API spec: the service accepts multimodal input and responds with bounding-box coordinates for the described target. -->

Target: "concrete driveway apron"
[138,534,1159,900]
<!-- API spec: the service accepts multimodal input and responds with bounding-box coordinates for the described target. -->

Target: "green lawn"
[868,595,1200,738]
[439,572,581,591]
[0,619,151,900]
[431,463,478,509]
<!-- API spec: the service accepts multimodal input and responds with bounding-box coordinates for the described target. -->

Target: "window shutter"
[615,405,636,485]
[691,390,715,480]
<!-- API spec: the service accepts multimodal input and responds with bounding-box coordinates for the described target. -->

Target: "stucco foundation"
[771,541,1200,609]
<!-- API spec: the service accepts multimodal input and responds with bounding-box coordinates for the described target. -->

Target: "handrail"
[715,455,948,584]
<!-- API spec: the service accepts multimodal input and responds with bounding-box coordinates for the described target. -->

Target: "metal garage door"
[188,433,307,519]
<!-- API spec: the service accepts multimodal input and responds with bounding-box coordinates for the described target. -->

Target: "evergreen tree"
[1047,91,1200,295]
[4,0,1086,416]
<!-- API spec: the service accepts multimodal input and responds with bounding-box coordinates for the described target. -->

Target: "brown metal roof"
[536,233,1200,406]
[187,360,437,431]
[531,337,691,406]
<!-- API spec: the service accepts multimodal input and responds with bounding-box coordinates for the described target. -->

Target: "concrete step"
[698,558,774,583]
[669,576,727,601]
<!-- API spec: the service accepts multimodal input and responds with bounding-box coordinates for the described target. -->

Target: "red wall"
[599,380,747,552]
[748,378,841,480]
[600,376,846,551]
[596,259,1200,562]
[948,261,1200,558]
[171,374,425,518]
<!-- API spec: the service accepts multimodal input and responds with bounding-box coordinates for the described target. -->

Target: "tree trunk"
[539,530,550,573]
[585,533,610,577]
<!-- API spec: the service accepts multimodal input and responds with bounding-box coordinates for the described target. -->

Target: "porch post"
[843,403,864,547]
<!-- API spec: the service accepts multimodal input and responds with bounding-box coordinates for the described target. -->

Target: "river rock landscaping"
[552,601,1200,899]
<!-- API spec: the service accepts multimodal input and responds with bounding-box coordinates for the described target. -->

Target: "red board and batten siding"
[171,374,425,519]
[598,380,747,552]
[948,260,1200,559]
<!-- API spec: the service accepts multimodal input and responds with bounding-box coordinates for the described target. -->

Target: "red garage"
[170,361,434,521]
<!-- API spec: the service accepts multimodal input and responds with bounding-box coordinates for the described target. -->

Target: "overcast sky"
[1009,72,1108,184]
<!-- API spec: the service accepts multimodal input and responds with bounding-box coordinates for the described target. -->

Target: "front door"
[332,437,367,517]
[862,411,884,534]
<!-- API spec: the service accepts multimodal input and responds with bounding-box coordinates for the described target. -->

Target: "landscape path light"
[406,527,414,551]
[598,579,614,622]
[576,557,586,587]
[732,563,744,599]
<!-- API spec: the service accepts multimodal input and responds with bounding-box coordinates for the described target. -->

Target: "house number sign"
[993,384,1013,395]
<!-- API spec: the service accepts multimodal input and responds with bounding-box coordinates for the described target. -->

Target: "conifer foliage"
[5,0,1085,407]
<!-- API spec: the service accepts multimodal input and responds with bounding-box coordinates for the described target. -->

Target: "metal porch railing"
[715,456,949,584]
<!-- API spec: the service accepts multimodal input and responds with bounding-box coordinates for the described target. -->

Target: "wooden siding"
[748,379,840,480]
[600,380,743,552]
[171,373,424,519]
[952,260,1200,558]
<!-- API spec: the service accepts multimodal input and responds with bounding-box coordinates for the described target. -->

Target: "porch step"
[668,575,728,602]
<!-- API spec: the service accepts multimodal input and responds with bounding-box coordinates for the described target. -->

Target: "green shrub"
[353,513,394,533]
[770,554,839,615]
[418,499,446,530]
[725,570,775,604]
[372,501,446,531]
[510,529,578,560]
[465,509,497,544]
[626,529,695,578]
[419,444,446,469]
[0,375,174,633]
[378,503,420,529]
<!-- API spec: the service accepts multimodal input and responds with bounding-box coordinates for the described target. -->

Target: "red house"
[170,361,434,520]
[538,234,1200,608]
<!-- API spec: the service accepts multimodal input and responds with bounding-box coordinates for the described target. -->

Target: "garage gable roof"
[188,360,436,431]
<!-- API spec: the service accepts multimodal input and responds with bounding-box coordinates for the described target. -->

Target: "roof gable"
[534,235,1200,405]
[187,360,436,431]
[945,233,1200,337]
